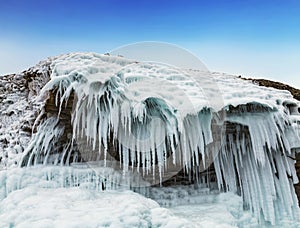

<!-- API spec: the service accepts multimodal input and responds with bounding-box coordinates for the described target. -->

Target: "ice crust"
[0,166,298,227]
[0,184,239,228]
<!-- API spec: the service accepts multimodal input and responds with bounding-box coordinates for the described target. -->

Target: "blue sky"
[0,0,299,88]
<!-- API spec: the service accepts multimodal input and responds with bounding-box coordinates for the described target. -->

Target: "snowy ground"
[0,182,240,228]
[0,185,253,228]
[0,166,299,227]
[0,166,240,227]
[0,187,188,228]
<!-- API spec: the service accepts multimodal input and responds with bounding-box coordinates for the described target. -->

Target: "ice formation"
[1,52,299,225]
[0,179,246,227]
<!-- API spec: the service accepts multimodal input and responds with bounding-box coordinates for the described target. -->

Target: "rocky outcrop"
[247,78,300,101]
[0,59,52,168]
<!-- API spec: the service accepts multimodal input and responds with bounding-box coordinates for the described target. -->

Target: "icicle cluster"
[26,53,220,181]
[214,112,299,225]
[21,117,65,166]
[74,81,213,179]
[19,53,300,225]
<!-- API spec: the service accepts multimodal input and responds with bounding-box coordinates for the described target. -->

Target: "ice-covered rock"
[0,52,300,225]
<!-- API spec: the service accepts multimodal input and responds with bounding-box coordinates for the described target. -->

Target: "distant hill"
[244,77,300,101]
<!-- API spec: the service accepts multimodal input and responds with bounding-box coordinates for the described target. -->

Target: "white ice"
[0,166,298,227]
[0,166,266,228]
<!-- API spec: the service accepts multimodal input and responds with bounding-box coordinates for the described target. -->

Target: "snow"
[0,170,298,227]
[0,186,231,228]
[0,166,233,227]
[0,187,185,228]
[0,165,299,227]
[47,53,299,112]
[0,166,255,227]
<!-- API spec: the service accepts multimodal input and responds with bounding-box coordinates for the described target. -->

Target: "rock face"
[0,60,51,168]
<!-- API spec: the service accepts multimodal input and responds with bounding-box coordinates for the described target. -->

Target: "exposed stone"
[244,77,300,101]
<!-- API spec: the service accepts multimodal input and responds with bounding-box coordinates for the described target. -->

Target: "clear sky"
[0,0,299,88]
